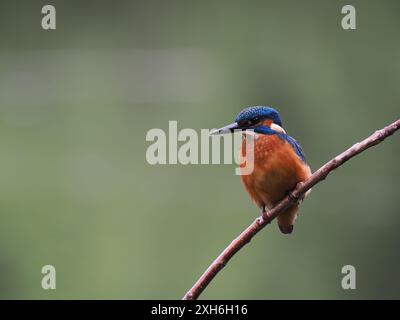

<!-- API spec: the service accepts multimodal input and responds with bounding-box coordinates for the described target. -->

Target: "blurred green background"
[0,0,399,299]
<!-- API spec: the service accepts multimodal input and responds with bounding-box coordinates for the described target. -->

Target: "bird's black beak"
[209,122,241,135]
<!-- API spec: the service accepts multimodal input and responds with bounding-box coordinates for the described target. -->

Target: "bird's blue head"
[235,106,282,127]
[211,106,283,135]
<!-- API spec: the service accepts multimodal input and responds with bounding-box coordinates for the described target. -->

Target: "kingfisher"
[211,106,311,234]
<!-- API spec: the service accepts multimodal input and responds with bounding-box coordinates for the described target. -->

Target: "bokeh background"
[0,0,399,299]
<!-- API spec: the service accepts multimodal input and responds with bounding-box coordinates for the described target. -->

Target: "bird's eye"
[247,118,259,126]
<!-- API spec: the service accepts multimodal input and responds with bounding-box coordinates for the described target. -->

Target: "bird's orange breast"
[239,133,311,210]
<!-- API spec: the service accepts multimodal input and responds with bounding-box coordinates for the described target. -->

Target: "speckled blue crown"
[235,106,282,127]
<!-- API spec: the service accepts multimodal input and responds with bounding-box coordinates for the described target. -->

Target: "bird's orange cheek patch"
[262,119,272,127]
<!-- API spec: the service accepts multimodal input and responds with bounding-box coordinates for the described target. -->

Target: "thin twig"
[182,119,400,300]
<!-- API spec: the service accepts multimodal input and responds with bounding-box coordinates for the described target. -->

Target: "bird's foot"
[260,206,272,222]
[287,182,305,203]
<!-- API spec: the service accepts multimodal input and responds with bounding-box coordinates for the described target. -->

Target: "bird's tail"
[277,204,299,234]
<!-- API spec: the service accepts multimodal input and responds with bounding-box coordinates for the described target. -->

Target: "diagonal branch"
[182,119,400,300]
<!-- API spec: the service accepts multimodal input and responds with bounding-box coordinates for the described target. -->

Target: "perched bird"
[211,106,311,234]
